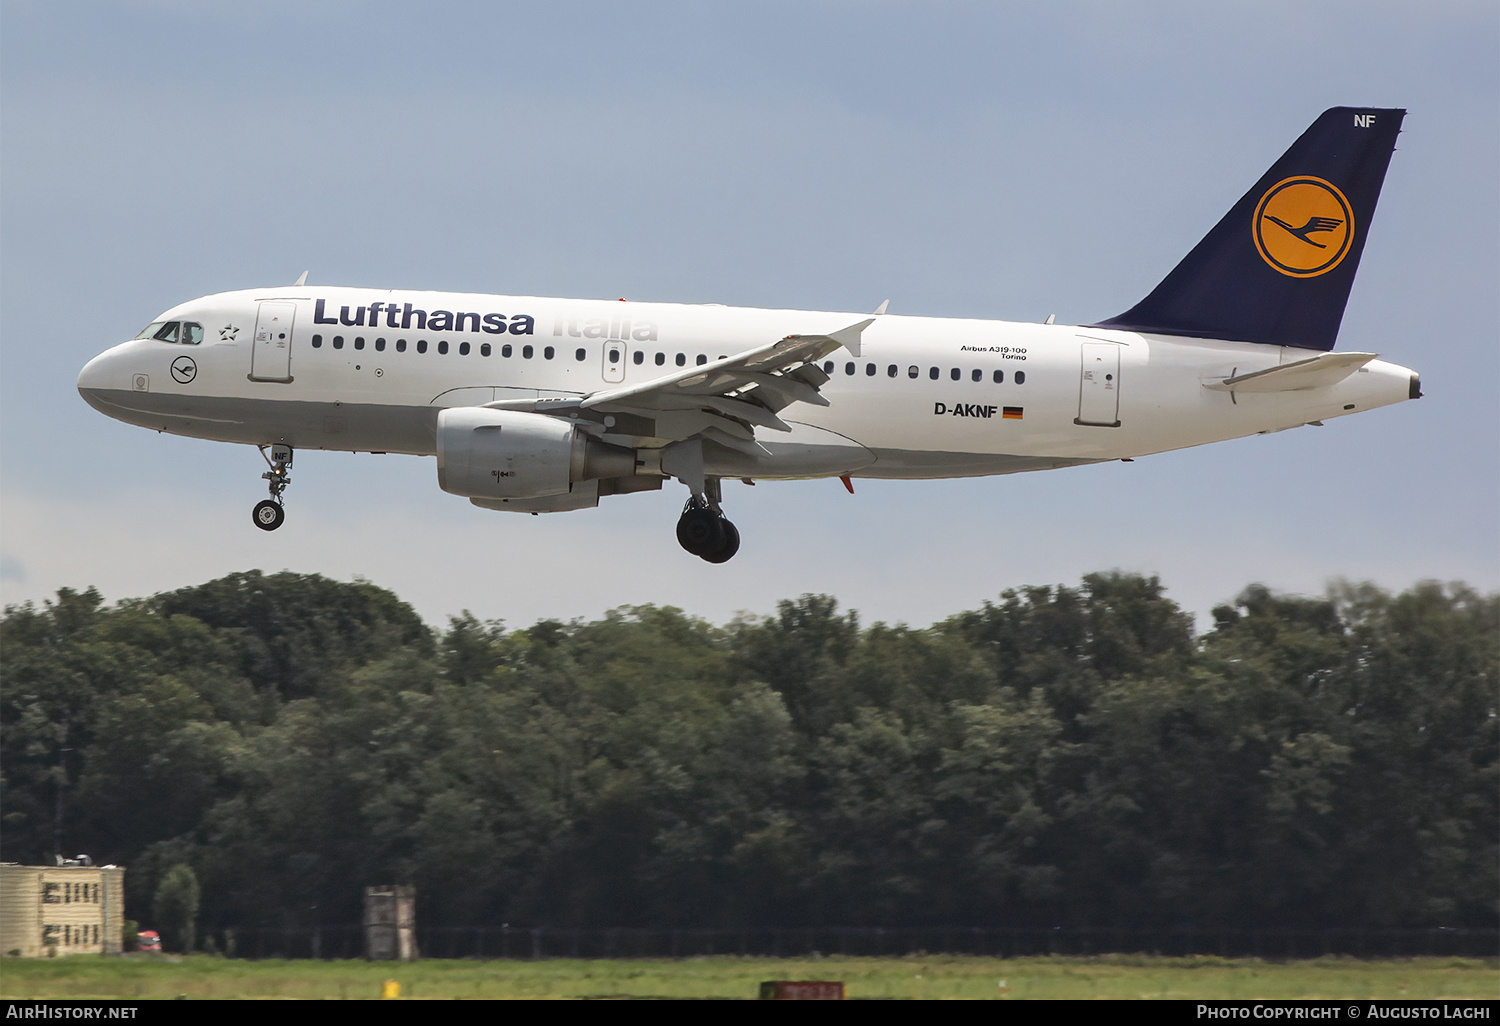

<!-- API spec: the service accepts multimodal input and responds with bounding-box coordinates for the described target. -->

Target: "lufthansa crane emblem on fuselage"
[170,355,197,384]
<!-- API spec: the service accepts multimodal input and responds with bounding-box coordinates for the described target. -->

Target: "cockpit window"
[133,320,201,344]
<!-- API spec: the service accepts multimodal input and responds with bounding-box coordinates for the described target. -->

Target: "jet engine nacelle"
[436,407,636,499]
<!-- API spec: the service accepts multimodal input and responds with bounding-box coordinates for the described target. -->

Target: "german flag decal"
[1002,407,1024,420]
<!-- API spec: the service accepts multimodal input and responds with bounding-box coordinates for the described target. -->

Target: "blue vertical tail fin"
[1092,107,1405,351]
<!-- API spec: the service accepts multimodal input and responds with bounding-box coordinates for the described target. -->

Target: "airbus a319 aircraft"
[80,108,1417,563]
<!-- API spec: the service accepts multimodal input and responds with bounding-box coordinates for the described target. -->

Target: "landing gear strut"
[676,485,740,563]
[253,444,292,532]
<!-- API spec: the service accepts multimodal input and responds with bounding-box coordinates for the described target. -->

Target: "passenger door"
[250,302,296,382]
[1075,341,1121,427]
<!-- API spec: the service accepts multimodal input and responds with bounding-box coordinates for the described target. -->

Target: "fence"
[214,925,1499,961]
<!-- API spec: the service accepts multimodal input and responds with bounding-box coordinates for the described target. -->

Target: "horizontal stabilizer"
[1204,352,1377,393]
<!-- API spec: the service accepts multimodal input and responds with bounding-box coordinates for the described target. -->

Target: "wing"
[481,318,874,484]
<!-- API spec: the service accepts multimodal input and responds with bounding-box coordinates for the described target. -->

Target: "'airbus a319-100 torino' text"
[79,108,1418,563]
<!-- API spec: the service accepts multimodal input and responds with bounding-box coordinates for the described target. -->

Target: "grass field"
[2,954,1496,1000]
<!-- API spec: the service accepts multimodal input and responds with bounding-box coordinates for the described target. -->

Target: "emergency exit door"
[1076,342,1121,427]
[250,302,296,382]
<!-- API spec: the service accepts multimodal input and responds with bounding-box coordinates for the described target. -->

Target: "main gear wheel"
[675,499,740,563]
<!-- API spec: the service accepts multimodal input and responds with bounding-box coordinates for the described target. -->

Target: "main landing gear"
[252,444,292,532]
[676,489,740,564]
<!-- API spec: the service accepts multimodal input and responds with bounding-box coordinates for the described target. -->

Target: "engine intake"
[436,407,636,499]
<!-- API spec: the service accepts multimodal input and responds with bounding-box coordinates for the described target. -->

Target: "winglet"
[827,318,876,358]
[874,300,889,315]
[293,270,309,287]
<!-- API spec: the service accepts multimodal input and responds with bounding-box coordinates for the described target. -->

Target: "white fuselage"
[78,287,1418,485]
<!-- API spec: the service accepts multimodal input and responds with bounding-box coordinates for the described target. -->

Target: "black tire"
[702,519,740,563]
[252,499,285,531]
[676,508,724,556]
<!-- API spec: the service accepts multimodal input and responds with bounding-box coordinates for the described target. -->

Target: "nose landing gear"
[253,444,292,532]
[676,484,740,563]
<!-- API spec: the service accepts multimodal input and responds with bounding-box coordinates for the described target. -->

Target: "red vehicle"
[136,930,161,953]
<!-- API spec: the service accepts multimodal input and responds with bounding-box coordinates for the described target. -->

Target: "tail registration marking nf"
[1253,176,1354,278]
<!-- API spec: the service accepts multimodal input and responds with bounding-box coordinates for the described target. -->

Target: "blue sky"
[2,1,1495,631]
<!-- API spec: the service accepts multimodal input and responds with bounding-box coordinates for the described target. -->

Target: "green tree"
[4,571,1491,934]
[153,864,200,953]
[152,570,433,700]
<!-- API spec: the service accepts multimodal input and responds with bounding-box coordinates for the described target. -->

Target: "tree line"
[2,570,1494,938]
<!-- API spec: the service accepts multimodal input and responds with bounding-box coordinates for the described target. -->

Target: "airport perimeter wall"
[211,924,1498,961]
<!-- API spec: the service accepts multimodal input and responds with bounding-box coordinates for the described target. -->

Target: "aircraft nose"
[77,343,135,414]
[77,350,113,392]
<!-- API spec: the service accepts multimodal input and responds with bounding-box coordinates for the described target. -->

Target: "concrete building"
[0,863,126,957]
[363,885,417,961]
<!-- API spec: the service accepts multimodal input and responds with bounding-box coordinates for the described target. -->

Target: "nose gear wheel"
[252,499,285,531]
[253,444,292,531]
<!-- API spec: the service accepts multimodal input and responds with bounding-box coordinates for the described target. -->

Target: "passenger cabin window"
[696,354,707,365]
[675,353,686,366]
[633,351,644,365]
[1015,370,1026,384]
